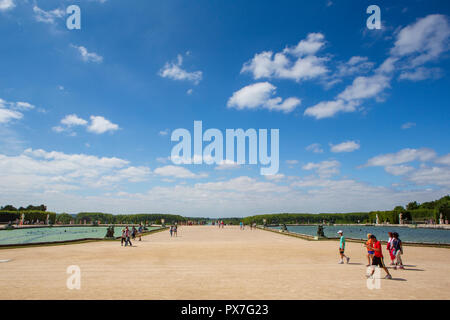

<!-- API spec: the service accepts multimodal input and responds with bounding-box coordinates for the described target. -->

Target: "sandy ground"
[0,226,449,300]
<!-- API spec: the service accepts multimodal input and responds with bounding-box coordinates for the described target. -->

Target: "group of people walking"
[121,225,144,246]
[337,230,405,280]
[169,224,178,237]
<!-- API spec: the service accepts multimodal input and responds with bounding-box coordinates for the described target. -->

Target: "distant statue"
[317,225,325,238]
[440,213,444,225]
[376,214,380,225]
[105,226,115,238]
[399,212,403,225]
[4,221,14,230]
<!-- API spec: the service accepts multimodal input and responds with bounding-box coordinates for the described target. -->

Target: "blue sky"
[0,0,449,217]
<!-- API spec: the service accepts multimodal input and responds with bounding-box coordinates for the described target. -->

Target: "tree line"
[241,195,450,225]
[1,195,449,225]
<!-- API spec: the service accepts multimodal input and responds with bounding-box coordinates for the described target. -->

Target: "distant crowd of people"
[337,230,405,280]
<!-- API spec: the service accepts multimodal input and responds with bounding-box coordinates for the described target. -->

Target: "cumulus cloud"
[159,54,202,84]
[0,0,15,11]
[241,33,329,82]
[401,122,416,129]
[61,114,88,127]
[384,165,415,176]
[304,99,358,119]
[407,166,450,187]
[154,165,208,179]
[71,45,103,63]
[302,160,340,178]
[336,56,374,77]
[305,14,450,119]
[0,148,150,192]
[54,114,119,135]
[0,108,22,123]
[33,5,65,24]
[227,82,301,113]
[0,98,35,124]
[390,14,450,68]
[435,154,450,166]
[87,116,119,134]
[398,67,442,81]
[305,143,324,153]
[159,129,169,136]
[365,148,436,167]
[330,141,360,153]
[214,159,241,170]
[0,149,447,216]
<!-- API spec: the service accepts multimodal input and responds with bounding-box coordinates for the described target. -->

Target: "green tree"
[406,201,419,211]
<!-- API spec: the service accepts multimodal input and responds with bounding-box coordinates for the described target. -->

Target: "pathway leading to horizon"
[1,226,449,299]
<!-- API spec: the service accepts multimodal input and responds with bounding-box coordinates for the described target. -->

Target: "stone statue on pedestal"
[317,225,325,238]
[105,226,115,238]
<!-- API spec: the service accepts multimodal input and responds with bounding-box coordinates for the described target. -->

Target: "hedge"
[0,211,56,224]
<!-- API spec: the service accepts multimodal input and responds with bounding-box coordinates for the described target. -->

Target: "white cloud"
[398,67,442,81]
[71,45,103,63]
[87,116,119,134]
[154,165,207,179]
[159,54,202,84]
[302,160,340,178]
[401,122,416,129]
[33,5,64,24]
[330,140,360,153]
[0,0,14,11]
[391,14,450,68]
[61,114,88,127]
[0,150,447,216]
[384,165,415,176]
[305,143,323,153]
[283,33,326,56]
[0,108,22,123]
[0,148,150,193]
[54,114,118,135]
[227,82,301,113]
[435,154,450,166]
[0,98,35,123]
[241,33,329,82]
[264,173,285,181]
[159,129,169,136]
[215,159,241,170]
[337,74,390,101]
[365,148,436,167]
[305,15,450,120]
[334,56,374,78]
[304,99,358,119]
[407,166,450,187]
[286,160,299,165]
